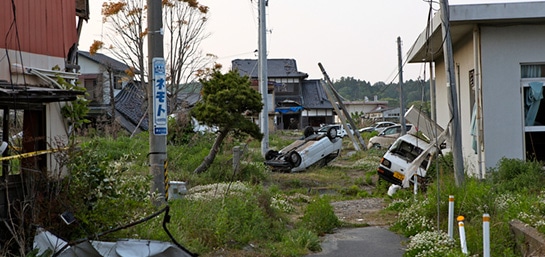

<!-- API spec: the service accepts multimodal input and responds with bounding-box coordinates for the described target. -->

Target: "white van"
[376,105,445,187]
[377,133,434,186]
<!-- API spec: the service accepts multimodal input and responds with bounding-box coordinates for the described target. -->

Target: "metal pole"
[397,37,406,135]
[258,0,269,156]
[440,0,465,186]
[147,0,167,205]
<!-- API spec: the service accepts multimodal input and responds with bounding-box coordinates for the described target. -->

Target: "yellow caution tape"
[0,148,67,161]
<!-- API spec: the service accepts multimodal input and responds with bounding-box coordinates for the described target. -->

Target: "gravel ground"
[330,198,395,227]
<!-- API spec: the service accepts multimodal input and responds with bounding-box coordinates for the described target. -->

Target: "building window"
[114,75,123,89]
[84,78,102,102]
[521,64,545,162]
[521,64,545,78]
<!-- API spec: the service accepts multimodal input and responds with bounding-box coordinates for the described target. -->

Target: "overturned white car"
[264,126,343,172]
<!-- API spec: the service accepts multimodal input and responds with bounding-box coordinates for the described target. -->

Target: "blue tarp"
[275,106,303,114]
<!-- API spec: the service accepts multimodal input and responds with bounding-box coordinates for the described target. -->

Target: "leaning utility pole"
[318,63,367,151]
[397,37,406,135]
[147,0,167,205]
[440,0,464,186]
[258,0,269,156]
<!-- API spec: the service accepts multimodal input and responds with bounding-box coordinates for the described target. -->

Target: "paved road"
[305,226,407,257]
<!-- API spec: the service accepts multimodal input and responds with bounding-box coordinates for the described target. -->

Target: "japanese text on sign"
[152,58,168,135]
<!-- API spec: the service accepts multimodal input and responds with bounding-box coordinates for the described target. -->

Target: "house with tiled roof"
[113,82,148,134]
[77,50,138,120]
[232,59,335,130]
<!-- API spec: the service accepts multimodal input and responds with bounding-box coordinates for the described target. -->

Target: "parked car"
[367,124,413,149]
[377,133,436,187]
[316,124,353,138]
[358,121,396,134]
[264,126,343,172]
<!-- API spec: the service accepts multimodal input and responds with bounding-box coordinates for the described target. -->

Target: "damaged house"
[0,0,87,252]
[232,59,336,130]
[408,1,545,177]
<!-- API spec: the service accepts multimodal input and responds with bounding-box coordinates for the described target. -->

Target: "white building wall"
[433,36,483,176]
[479,24,545,169]
[0,49,67,85]
[78,57,102,74]
[78,57,111,104]
[46,103,69,177]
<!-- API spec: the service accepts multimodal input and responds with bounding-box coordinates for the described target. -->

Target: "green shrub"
[488,158,545,194]
[301,196,340,235]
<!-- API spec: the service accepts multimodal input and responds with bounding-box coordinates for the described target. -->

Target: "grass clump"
[300,196,340,235]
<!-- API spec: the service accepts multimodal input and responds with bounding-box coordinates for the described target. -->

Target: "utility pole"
[318,63,367,151]
[147,0,167,205]
[440,0,464,186]
[258,0,269,156]
[397,37,406,135]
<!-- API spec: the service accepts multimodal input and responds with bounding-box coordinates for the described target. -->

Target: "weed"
[300,196,340,235]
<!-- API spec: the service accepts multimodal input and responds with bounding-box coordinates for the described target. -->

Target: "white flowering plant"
[405,231,458,257]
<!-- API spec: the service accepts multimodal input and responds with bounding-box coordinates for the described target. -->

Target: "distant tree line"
[332,77,431,115]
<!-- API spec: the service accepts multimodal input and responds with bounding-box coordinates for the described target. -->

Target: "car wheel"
[265,150,279,161]
[303,126,315,138]
[372,143,382,149]
[326,127,337,141]
[287,151,302,167]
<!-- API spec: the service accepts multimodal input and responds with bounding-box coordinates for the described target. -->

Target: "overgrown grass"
[50,130,358,256]
[388,155,545,257]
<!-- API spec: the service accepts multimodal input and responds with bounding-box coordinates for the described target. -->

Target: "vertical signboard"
[152,57,168,135]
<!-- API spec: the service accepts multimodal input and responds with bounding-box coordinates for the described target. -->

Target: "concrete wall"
[433,34,482,176]
[480,24,545,169]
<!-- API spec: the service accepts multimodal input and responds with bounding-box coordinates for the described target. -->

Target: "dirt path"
[331,197,396,227]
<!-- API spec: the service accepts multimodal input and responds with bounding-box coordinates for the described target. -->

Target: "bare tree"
[96,0,214,114]
[163,0,214,112]
[101,1,146,85]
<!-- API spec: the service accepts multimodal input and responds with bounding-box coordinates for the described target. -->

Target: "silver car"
[367,124,413,149]
[264,126,343,172]
[358,121,396,134]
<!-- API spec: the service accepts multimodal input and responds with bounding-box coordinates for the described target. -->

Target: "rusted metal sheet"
[0,0,77,57]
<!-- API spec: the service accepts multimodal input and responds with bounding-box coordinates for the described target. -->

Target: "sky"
[79,0,541,84]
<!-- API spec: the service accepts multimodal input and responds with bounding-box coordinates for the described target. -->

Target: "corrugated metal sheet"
[0,0,77,58]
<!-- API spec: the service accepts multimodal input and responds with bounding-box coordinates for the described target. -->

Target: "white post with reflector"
[483,213,490,257]
[448,195,454,239]
[458,216,468,254]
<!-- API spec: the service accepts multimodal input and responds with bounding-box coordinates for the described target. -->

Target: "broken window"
[521,64,545,161]
[521,65,545,126]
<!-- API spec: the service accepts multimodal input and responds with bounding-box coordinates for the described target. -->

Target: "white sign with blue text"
[152,57,168,135]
